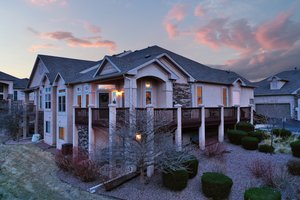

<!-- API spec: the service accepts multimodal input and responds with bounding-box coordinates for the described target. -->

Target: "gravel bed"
[97,142,300,200]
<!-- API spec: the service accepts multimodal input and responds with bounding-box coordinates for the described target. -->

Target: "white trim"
[232,78,246,86]
[80,64,99,74]
[292,87,300,95]
[93,57,121,78]
[52,73,66,86]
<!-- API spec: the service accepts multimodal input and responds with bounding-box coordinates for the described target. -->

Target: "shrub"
[244,187,281,200]
[241,136,259,150]
[204,143,228,158]
[201,172,233,199]
[247,159,275,179]
[290,140,300,158]
[162,168,189,191]
[249,130,264,142]
[272,129,292,138]
[182,155,199,179]
[258,144,275,153]
[72,159,100,182]
[54,151,73,172]
[287,159,300,176]
[227,129,248,145]
[236,121,254,133]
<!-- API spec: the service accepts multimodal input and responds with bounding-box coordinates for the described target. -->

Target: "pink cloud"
[41,31,73,40]
[194,5,205,17]
[29,44,58,52]
[84,23,101,34]
[164,4,187,39]
[29,0,67,6]
[67,38,116,52]
[165,23,179,39]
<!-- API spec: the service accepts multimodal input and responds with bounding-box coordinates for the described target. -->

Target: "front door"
[98,93,109,108]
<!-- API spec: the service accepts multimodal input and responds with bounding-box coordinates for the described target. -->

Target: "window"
[45,121,50,133]
[86,94,89,107]
[59,127,65,140]
[0,94,3,100]
[222,88,228,106]
[249,98,254,105]
[45,87,51,109]
[58,89,66,112]
[197,86,203,105]
[39,95,43,109]
[233,91,240,106]
[13,91,18,101]
[77,95,82,108]
[146,91,152,105]
[0,84,4,100]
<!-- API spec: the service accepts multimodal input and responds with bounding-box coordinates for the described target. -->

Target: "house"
[25,45,254,150]
[254,69,300,121]
[0,71,31,101]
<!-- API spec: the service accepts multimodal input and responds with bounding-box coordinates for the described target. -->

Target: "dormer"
[267,76,287,90]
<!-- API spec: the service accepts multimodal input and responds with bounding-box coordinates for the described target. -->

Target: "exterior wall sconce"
[135,132,142,142]
[145,82,151,88]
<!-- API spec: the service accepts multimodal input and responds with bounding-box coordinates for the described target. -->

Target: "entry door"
[98,93,109,108]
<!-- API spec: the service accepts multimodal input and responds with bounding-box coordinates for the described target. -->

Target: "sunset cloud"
[164,3,187,39]
[29,44,58,52]
[29,0,67,6]
[194,5,205,17]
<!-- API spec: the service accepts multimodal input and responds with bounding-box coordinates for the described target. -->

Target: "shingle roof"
[0,71,18,81]
[254,69,300,96]
[0,71,28,89]
[37,55,99,84]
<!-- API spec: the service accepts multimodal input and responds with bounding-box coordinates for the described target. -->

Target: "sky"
[1,0,300,81]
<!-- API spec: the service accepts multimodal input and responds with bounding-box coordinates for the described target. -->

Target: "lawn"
[0,142,112,200]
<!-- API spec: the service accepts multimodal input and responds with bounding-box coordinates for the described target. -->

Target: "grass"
[0,142,112,200]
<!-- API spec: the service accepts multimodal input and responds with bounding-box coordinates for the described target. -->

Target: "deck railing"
[182,107,202,128]
[240,107,251,122]
[116,107,130,128]
[224,107,237,124]
[205,107,221,125]
[75,108,88,125]
[92,108,109,128]
[154,108,177,128]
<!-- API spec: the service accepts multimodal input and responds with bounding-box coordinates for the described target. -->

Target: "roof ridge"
[38,54,97,63]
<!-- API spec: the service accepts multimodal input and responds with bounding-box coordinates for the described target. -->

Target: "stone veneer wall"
[77,125,89,151]
[173,83,192,107]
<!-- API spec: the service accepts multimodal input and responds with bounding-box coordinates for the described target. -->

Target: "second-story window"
[145,82,152,105]
[45,87,51,109]
[222,88,228,106]
[58,89,66,112]
[197,86,203,105]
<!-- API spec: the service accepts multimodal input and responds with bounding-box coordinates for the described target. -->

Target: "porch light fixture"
[116,91,123,97]
[135,132,142,142]
[145,82,151,88]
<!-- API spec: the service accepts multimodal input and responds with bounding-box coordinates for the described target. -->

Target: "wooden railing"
[240,107,251,122]
[135,108,147,131]
[92,108,109,128]
[116,107,130,128]
[154,108,177,128]
[182,107,201,128]
[75,108,88,125]
[205,107,221,126]
[224,107,237,124]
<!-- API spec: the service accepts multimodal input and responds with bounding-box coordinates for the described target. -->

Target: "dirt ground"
[0,142,112,200]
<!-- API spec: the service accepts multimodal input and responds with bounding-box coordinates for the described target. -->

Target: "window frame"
[45,121,50,133]
[197,86,203,105]
[44,87,51,109]
[222,87,228,107]
[13,91,18,101]
[58,89,66,112]
[59,127,65,140]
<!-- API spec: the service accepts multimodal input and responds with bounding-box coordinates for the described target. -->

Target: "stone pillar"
[250,105,254,124]
[218,105,224,142]
[88,105,95,156]
[236,105,240,123]
[174,104,182,151]
[146,104,154,177]
[199,105,205,150]
[108,103,117,178]
[72,105,79,147]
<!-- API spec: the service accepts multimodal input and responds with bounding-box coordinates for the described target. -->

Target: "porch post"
[23,92,30,139]
[199,105,205,150]
[218,105,224,142]
[174,104,182,151]
[72,105,78,147]
[146,104,154,177]
[250,105,254,124]
[34,90,39,134]
[88,105,95,156]
[236,105,241,123]
[108,103,117,178]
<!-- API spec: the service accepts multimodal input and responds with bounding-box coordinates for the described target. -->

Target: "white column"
[165,82,173,108]
[52,86,57,146]
[218,105,224,142]
[88,105,95,156]
[72,105,79,147]
[250,105,254,124]
[108,103,117,178]
[199,105,205,150]
[236,105,241,123]
[174,104,182,151]
[146,104,154,177]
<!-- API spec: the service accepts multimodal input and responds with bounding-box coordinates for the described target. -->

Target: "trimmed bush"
[182,155,199,179]
[244,187,281,200]
[162,168,189,191]
[236,121,254,133]
[72,159,101,182]
[287,159,300,176]
[227,129,248,145]
[241,136,259,150]
[272,129,292,138]
[258,144,274,153]
[249,130,264,142]
[201,172,233,199]
[290,140,300,158]
[55,151,73,172]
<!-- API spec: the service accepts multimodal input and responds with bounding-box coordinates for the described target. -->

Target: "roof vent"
[145,54,151,58]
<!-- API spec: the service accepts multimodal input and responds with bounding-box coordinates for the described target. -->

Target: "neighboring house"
[26,45,255,149]
[254,69,300,121]
[0,71,32,101]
